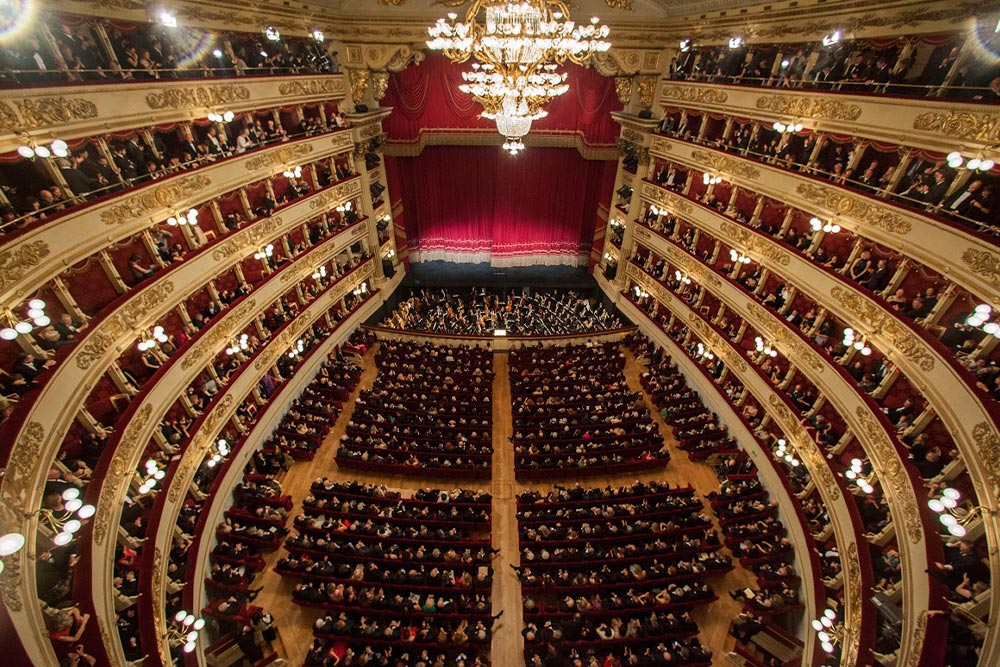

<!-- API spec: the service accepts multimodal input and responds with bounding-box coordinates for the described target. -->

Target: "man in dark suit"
[58,156,99,199]
[13,352,54,381]
[942,179,985,219]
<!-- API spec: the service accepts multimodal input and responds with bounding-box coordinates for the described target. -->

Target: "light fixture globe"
[0,532,26,556]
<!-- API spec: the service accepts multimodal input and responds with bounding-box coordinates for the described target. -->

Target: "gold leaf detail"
[93,405,155,545]
[719,221,790,266]
[830,286,935,371]
[180,299,258,370]
[912,111,1000,144]
[145,85,250,110]
[640,182,692,215]
[692,150,760,180]
[5,96,99,130]
[660,85,728,105]
[309,179,363,211]
[277,79,344,96]
[101,175,212,225]
[210,217,285,262]
[754,94,862,122]
[972,422,1000,500]
[76,282,176,370]
[961,248,1000,286]
[244,143,316,171]
[0,240,50,290]
[796,182,911,235]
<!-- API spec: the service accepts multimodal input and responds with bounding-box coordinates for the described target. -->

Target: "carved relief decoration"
[244,143,316,171]
[97,617,124,667]
[145,85,250,110]
[853,406,923,545]
[961,248,1000,290]
[650,136,672,155]
[685,314,747,373]
[277,79,345,97]
[795,182,911,235]
[75,282,176,370]
[830,286,935,372]
[180,299,259,370]
[842,541,862,667]
[101,175,212,225]
[0,96,98,131]
[93,404,155,545]
[901,611,930,667]
[754,94,862,122]
[763,394,840,500]
[0,552,22,611]
[167,394,236,503]
[605,0,633,9]
[912,111,1000,145]
[692,150,760,181]
[614,77,634,105]
[660,85,728,105]
[636,76,656,109]
[0,420,44,611]
[744,301,824,373]
[309,179,363,211]
[719,222,790,267]
[371,72,391,101]
[211,217,285,262]
[347,69,371,104]
[972,421,1000,501]
[0,240,51,292]
[640,182,693,215]
[660,243,721,288]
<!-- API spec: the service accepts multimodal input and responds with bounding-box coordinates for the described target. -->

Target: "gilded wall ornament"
[719,222,790,266]
[972,421,1000,499]
[211,218,285,262]
[754,94,862,122]
[93,405,155,545]
[309,179,363,211]
[0,96,99,131]
[901,611,930,667]
[277,79,345,97]
[614,77,634,105]
[660,243,721,287]
[0,554,22,611]
[660,85,728,105]
[0,240,51,291]
[961,248,1000,288]
[853,406,924,544]
[244,144,316,171]
[765,394,840,501]
[606,0,633,8]
[168,395,236,503]
[636,76,656,109]
[75,281,176,370]
[180,300,258,370]
[743,301,824,373]
[842,542,863,667]
[101,175,212,225]
[913,110,1000,145]
[640,182,693,215]
[693,150,760,180]
[685,313,748,372]
[830,286,935,371]
[347,69,371,104]
[371,72,391,102]
[796,182,911,235]
[144,85,250,110]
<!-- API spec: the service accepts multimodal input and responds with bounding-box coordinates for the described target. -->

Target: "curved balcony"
[645,133,1000,304]
[0,74,345,154]
[0,209,366,667]
[634,178,1000,664]
[656,80,998,154]
[626,254,945,665]
[0,129,357,304]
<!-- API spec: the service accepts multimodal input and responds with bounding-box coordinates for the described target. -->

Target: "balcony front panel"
[657,80,999,154]
[0,130,356,305]
[0,74,346,153]
[648,135,1000,304]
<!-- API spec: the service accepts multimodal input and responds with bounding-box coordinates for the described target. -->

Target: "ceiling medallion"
[427,1,611,154]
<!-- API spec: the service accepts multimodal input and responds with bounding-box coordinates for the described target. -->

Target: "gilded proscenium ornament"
[853,405,924,544]
[660,85,728,105]
[0,96,98,131]
[371,72,391,102]
[961,248,1000,288]
[796,182,911,235]
[692,150,760,181]
[830,286,935,372]
[244,144,315,171]
[614,76,634,105]
[144,85,250,110]
[719,221,790,267]
[92,404,155,545]
[101,174,212,225]
[75,282,176,370]
[0,240,51,291]
[640,182,692,215]
[636,76,656,109]
[347,69,371,105]
[913,110,1000,145]
[754,94,862,122]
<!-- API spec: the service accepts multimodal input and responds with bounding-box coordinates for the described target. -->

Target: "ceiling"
[322,0,761,21]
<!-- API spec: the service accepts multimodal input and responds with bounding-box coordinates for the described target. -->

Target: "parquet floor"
[250,343,758,667]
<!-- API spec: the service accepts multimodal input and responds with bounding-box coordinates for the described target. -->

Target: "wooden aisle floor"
[249,343,759,667]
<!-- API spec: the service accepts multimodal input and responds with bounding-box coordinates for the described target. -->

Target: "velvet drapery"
[382,53,623,147]
[386,147,617,266]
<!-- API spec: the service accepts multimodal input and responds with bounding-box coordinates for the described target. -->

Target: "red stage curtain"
[382,53,623,146]
[387,146,617,266]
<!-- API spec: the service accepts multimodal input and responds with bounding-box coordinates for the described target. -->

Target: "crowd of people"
[510,342,669,478]
[516,480,723,667]
[336,341,494,476]
[274,482,496,667]
[381,288,625,336]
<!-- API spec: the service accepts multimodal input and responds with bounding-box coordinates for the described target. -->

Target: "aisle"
[248,343,763,667]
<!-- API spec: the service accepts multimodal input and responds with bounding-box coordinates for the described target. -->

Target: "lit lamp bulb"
[0,533,26,556]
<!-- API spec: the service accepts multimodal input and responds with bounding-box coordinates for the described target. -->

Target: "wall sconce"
[728,35,744,49]
[703,173,722,185]
[674,270,692,285]
[137,458,166,495]
[137,325,168,352]
[311,29,325,42]
[0,298,49,340]
[754,336,778,358]
[730,249,751,264]
[842,328,871,356]
[811,607,845,653]
[36,488,96,547]
[774,438,800,467]
[928,487,968,537]
[283,166,303,179]
[205,439,230,469]
[772,121,803,134]
[225,334,250,356]
[167,208,199,226]
[264,26,281,41]
[696,342,715,361]
[810,217,841,233]
[966,304,1000,339]
[946,151,995,172]
[845,458,874,494]
[207,111,235,123]
[18,138,68,159]
[170,610,206,653]
[822,30,842,47]
[253,244,275,261]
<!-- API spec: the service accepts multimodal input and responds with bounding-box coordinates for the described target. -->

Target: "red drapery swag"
[385,147,617,267]
[382,53,623,147]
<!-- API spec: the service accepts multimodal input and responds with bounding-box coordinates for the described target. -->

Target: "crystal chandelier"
[428,1,611,151]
